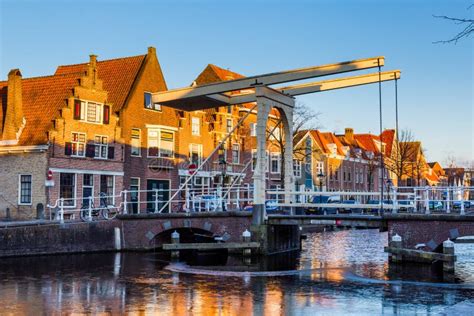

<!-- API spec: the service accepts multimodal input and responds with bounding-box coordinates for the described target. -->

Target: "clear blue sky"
[1,0,472,164]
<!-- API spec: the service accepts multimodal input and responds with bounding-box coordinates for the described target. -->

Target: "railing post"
[88,196,93,222]
[446,187,451,214]
[59,198,65,224]
[123,190,128,215]
[424,187,430,214]
[392,187,398,214]
[460,187,465,215]
[154,189,159,213]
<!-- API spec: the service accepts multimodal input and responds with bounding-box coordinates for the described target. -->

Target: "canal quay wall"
[0,212,255,257]
[384,214,474,251]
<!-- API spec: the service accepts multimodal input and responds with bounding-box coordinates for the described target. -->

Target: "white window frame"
[71,132,86,157]
[144,91,162,111]
[59,173,77,208]
[189,143,203,165]
[80,100,103,124]
[147,128,175,158]
[316,161,324,175]
[226,118,233,134]
[94,135,108,159]
[18,174,32,205]
[270,152,281,174]
[191,117,200,136]
[232,143,240,164]
[100,174,115,206]
[293,159,302,178]
[130,177,140,210]
[131,128,141,157]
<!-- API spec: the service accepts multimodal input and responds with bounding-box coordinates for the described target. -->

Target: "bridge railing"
[266,186,474,215]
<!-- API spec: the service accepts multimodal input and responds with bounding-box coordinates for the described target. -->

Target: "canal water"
[0,229,473,315]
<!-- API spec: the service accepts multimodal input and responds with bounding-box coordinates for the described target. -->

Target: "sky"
[1,0,472,164]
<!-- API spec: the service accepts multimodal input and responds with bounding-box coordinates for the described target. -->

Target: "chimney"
[148,46,156,56]
[88,54,98,84]
[2,69,24,140]
[345,128,354,143]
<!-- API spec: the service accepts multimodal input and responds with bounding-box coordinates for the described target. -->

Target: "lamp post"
[317,172,325,203]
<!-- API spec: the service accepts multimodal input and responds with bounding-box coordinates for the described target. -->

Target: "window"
[232,144,240,164]
[293,159,302,177]
[250,123,257,137]
[148,129,175,158]
[18,175,32,204]
[100,175,114,205]
[60,173,76,207]
[270,152,281,173]
[71,132,86,157]
[94,135,108,159]
[226,119,232,134]
[189,144,202,165]
[131,128,141,156]
[316,161,324,175]
[74,100,108,124]
[130,178,140,214]
[144,92,161,111]
[348,168,351,181]
[192,117,200,136]
[271,127,281,140]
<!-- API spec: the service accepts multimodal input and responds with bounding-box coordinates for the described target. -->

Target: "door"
[147,180,170,213]
[82,174,94,208]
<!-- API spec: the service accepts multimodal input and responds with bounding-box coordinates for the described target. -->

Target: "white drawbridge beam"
[226,70,401,105]
[152,56,385,110]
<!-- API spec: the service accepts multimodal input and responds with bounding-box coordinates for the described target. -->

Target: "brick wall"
[0,151,48,219]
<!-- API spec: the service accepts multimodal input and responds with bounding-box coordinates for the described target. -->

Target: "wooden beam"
[163,242,260,250]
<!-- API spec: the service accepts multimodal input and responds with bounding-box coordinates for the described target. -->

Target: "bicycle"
[80,192,118,221]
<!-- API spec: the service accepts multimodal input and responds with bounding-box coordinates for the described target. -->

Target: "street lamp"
[317,172,325,203]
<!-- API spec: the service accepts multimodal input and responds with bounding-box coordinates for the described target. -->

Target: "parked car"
[453,201,471,210]
[366,199,393,214]
[192,195,220,212]
[429,200,443,211]
[243,200,281,214]
[398,200,415,212]
[340,200,362,214]
[305,195,341,215]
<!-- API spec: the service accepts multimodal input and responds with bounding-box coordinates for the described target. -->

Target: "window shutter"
[107,146,115,159]
[103,105,110,124]
[73,100,81,120]
[86,144,96,158]
[65,142,72,156]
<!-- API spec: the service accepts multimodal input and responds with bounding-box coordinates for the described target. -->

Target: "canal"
[0,229,473,315]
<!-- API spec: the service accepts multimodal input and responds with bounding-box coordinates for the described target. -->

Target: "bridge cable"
[378,59,384,213]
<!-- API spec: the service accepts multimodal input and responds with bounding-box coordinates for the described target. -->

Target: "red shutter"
[103,105,110,124]
[73,100,81,120]
[65,142,72,156]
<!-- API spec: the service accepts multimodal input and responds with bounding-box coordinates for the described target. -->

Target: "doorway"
[147,179,170,213]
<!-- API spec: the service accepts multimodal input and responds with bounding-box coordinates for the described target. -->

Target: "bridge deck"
[163,242,260,250]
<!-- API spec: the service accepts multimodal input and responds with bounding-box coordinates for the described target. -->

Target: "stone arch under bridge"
[119,212,253,251]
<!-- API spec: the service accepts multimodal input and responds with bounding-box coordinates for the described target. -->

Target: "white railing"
[267,186,474,215]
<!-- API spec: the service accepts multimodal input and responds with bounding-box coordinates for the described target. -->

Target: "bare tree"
[433,5,473,44]
[365,152,379,191]
[267,102,321,187]
[385,129,420,186]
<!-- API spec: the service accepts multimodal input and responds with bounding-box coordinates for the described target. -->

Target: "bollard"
[443,239,455,273]
[171,230,180,259]
[391,234,402,263]
[242,229,252,257]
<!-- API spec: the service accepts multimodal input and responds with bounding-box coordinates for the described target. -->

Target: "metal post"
[460,187,465,215]
[424,188,430,214]
[59,198,64,224]
[123,190,128,215]
[154,189,159,213]
[446,188,450,214]
[392,186,398,214]
[88,196,93,222]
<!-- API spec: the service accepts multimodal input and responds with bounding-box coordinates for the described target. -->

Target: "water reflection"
[0,230,473,315]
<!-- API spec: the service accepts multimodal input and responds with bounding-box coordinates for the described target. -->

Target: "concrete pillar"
[391,234,402,263]
[171,230,180,259]
[443,239,455,273]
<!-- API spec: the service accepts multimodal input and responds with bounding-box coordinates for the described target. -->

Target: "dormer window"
[144,92,161,111]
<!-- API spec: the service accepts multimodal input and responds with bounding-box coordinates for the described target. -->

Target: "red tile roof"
[55,55,146,112]
[1,54,147,146]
